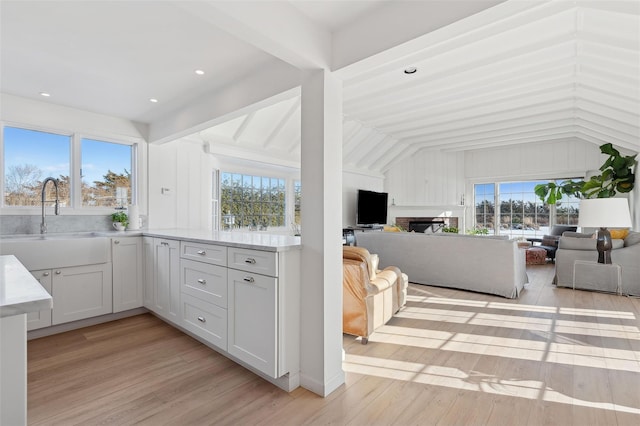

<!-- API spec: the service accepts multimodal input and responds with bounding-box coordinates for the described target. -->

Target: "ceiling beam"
[172,0,331,69]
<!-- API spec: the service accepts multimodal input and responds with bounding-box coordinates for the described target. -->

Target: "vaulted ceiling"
[197,0,640,175]
[2,0,638,177]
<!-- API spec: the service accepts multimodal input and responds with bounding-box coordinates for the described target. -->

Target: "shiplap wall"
[148,140,215,230]
[384,150,465,206]
[464,139,603,181]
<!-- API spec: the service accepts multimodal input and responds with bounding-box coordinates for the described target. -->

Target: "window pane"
[3,126,71,207]
[81,138,132,207]
[218,172,286,229]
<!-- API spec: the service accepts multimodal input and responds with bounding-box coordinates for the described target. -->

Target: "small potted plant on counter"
[111,211,128,231]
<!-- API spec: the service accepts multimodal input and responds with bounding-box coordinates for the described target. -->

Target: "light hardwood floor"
[28,265,640,425]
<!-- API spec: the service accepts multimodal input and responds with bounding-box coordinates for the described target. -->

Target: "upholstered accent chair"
[342,246,407,344]
[537,225,578,262]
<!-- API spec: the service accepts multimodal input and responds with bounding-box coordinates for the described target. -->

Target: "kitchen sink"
[0,233,111,270]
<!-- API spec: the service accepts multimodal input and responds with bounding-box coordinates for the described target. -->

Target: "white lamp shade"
[578,198,632,228]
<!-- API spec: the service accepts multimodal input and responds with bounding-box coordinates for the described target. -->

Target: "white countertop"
[0,255,52,318]
[0,229,302,252]
[142,228,301,252]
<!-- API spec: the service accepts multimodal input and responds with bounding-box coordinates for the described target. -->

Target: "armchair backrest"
[343,246,376,279]
[549,225,577,236]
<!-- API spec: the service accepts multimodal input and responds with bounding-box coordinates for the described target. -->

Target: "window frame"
[1,121,141,214]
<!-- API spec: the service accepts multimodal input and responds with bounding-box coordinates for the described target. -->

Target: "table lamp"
[578,198,632,264]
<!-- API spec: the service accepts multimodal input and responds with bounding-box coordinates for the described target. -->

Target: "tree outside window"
[220,172,286,228]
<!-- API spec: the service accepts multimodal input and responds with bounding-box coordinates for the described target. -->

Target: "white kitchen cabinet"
[27,269,53,330]
[112,237,143,313]
[142,236,154,309]
[227,259,278,378]
[51,263,113,325]
[149,238,180,323]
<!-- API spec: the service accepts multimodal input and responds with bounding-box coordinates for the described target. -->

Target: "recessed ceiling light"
[404,67,417,74]
[39,92,51,97]
[195,69,205,75]
[149,98,158,103]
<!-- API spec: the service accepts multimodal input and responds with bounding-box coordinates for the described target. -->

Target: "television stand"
[347,225,384,231]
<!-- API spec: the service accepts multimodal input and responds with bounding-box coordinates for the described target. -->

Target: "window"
[3,126,71,207]
[81,138,132,207]
[474,183,495,234]
[220,172,286,228]
[474,179,575,239]
[294,180,301,225]
[2,125,137,209]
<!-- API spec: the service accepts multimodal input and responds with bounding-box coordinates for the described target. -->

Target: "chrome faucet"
[41,177,60,234]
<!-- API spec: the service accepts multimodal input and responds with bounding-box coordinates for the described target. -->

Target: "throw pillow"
[610,228,629,240]
[624,231,640,247]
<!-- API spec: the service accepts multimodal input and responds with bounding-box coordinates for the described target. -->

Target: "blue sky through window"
[3,127,131,185]
[3,127,70,178]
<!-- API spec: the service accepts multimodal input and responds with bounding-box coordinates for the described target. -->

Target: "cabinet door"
[142,237,155,309]
[52,263,113,325]
[227,269,277,378]
[112,237,143,313]
[153,238,180,322]
[27,269,53,330]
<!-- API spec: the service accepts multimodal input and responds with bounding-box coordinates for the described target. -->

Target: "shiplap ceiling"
[199,0,640,174]
[2,0,638,175]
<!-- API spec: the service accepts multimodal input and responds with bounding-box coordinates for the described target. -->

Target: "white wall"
[464,139,603,181]
[383,149,465,226]
[147,139,217,229]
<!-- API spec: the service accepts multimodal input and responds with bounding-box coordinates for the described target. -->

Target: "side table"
[572,260,622,295]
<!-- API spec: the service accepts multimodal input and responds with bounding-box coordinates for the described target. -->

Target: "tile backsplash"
[0,215,146,235]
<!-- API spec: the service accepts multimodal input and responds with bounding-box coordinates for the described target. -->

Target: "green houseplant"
[534,143,637,204]
[111,211,129,229]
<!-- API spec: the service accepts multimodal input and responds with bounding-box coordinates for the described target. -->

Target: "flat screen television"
[356,189,388,226]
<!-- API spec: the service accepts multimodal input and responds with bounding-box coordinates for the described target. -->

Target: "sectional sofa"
[355,231,528,299]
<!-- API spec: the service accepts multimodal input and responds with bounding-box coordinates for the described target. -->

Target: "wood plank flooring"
[28,265,640,425]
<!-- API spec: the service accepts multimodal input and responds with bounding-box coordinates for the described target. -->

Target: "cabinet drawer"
[228,247,277,277]
[181,241,226,266]
[181,259,227,308]
[181,293,227,351]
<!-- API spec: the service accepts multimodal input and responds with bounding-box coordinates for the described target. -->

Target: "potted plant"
[535,143,637,204]
[111,211,128,231]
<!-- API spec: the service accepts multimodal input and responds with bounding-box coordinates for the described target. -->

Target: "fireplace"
[408,219,445,233]
[395,217,458,233]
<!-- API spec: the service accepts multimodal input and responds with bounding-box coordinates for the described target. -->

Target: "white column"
[299,69,345,396]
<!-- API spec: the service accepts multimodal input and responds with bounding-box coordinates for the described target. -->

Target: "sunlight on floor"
[343,354,640,415]
[344,291,640,415]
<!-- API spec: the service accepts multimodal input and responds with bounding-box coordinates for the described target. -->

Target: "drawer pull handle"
[197,278,206,285]
[245,258,256,264]
[243,276,255,283]
[43,272,50,277]
[114,240,120,244]
[197,250,206,256]
[161,242,169,246]
[55,271,62,275]
[197,316,206,323]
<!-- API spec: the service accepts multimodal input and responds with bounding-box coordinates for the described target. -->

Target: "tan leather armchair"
[343,246,407,344]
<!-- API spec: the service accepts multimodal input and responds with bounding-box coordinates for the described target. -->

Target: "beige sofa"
[355,232,527,299]
[555,231,640,296]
